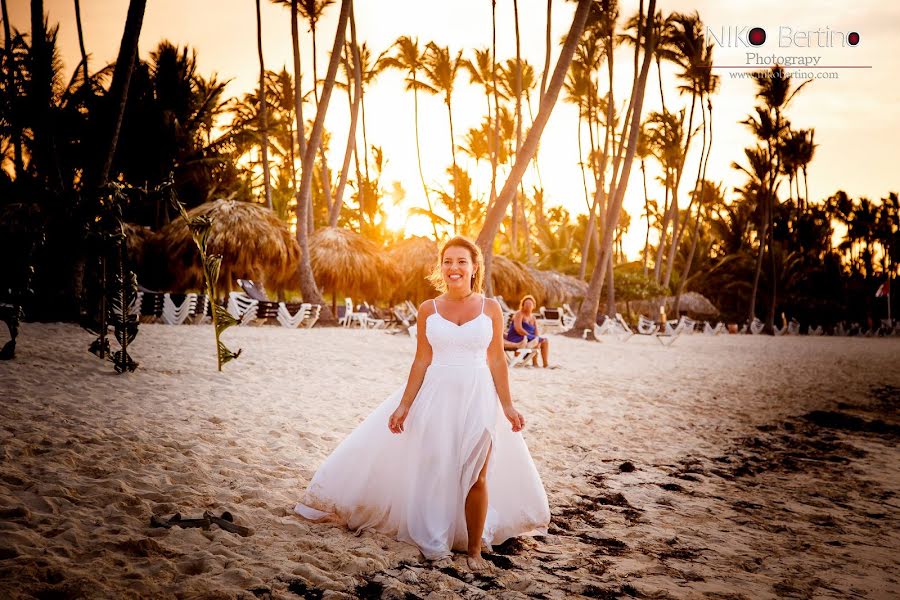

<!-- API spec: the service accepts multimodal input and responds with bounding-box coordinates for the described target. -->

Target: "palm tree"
[354,43,387,181]
[642,108,684,275]
[540,0,552,104]
[329,4,361,226]
[463,47,504,208]
[419,42,464,233]
[674,179,723,313]
[297,0,335,231]
[490,0,501,216]
[254,0,273,208]
[379,36,440,239]
[563,46,598,277]
[1,0,23,177]
[276,0,307,186]
[637,129,653,276]
[665,32,718,289]
[797,129,816,208]
[73,0,88,83]
[511,0,522,252]
[96,0,147,188]
[571,0,659,336]
[476,0,592,287]
[295,0,349,320]
[744,65,810,330]
[656,11,706,288]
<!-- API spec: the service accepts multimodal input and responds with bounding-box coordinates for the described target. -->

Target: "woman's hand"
[388,403,410,434]
[503,405,525,432]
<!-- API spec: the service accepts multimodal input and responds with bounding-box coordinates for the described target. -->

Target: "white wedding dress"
[295,298,550,559]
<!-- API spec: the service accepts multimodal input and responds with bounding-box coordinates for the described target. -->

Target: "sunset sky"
[8,0,899,258]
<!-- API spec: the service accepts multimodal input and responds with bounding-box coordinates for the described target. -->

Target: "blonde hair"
[519,294,537,310]
[427,236,485,294]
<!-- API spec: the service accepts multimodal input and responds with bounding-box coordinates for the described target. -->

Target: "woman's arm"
[389,301,434,433]
[485,299,525,432]
[513,311,528,336]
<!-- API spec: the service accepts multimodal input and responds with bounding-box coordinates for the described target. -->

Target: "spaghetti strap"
[481,296,486,314]
[432,299,439,318]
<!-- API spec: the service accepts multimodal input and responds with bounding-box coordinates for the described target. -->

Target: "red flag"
[875,279,890,298]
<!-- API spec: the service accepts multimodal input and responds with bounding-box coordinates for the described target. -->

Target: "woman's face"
[523,298,535,313]
[441,246,476,293]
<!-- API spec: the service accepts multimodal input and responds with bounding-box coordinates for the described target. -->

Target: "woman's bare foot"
[466,553,492,572]
[431,556,453,569]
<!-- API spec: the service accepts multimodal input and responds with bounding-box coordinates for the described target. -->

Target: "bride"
[295,236,550,570]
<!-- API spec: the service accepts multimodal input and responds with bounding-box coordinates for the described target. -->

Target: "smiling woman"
[295,235,550,570]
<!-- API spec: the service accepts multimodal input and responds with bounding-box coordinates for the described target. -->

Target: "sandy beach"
[0,322,898,599]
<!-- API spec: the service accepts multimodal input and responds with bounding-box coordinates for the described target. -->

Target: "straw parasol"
[626,291,719,319]
[308,226,397,308]
[155,199,300,297]
[491,256,543,307]
[528,267,588,307]
[675,291,719,318]
[384,236,439,304]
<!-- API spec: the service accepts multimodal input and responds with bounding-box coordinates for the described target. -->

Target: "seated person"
[505,295,552,368]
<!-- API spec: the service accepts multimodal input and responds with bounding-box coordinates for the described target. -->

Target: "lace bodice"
[425,299,493,367]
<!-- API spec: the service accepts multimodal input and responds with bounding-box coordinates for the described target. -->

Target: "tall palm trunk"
[290,0,306,160]
[2,0,22,177]
[659,90,697,287]
[413,79,439,240]
[571,0,657,336]
[96,0,146,187]
[674,97,711,314]
[296,0,350,320]
[540,0,552,104]
[641,157,651,276]
[74,0,88,82]
[579,30,615,281]
[309,16,332,233]
[488,0,500,216]
[329,6,361,227]
[255,0,273,209]
[476,0,591,287]
[511,0,523,253]
[447,99,459,233]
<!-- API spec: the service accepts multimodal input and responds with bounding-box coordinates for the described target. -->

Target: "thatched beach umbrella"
[156,199,300,297]
[384,236,439,304]
[626,292,719,320]
[676,291,719,318]
[491,256,543,307]
[528,267,588,307]
[308,227,397,311]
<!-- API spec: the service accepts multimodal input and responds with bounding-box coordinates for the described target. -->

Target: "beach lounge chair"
[749,317,765,335]
[655,316,691,346]
[504,341,536,368]
[561,304,578,329]
[684,317,697,334]
[638,315,659,335]
[703,321,726,335]
[162,293,199,325]
[229,279,314,327]
[339,298,382,329]
[133,287,165,321]
[537,307,568,333]
[588,314,633,342]
[358,302,388,329]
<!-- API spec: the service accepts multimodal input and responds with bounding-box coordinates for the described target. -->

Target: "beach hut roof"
[384,236,439,304]
[156,199,300,296]
[491,256,543,307]
[309,226,397,303]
